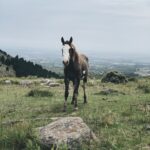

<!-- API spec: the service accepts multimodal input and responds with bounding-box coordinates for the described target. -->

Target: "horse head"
[61,37,75,66]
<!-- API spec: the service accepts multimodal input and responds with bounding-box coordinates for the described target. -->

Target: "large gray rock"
[37,117,96,149]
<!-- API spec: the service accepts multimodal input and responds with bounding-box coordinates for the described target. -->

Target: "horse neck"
[73,50,79,63]
[65,51,79,72]
[71,44,79,61]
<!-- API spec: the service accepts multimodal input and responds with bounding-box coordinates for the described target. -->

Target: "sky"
[0,0,150,57]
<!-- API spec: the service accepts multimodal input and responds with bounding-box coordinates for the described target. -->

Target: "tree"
[0,56,5,64]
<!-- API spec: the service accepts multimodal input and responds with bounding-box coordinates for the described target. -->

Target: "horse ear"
[61,37,65,45]
[69,37,73,44]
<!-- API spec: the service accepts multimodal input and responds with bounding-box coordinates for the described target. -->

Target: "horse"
[61,37,89,111]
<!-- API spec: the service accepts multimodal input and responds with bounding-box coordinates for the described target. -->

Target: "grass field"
[0,77,150,150]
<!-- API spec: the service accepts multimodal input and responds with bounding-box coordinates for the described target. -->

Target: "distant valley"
[5,49,150,77]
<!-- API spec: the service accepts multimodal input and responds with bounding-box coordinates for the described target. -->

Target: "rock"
[41,79,54,84]
[45,79,53,85]
[98,89,125,95]
[20,80,33,86]
[101,71,128,84]
[48,83,60,87]
[143,124,150,131]
[40,83,45,86]
[37,117,97,149]
[40,79,60,87]
[5,80,11,84]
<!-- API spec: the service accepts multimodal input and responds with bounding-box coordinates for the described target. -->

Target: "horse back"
[79,54,89,70]
[79,54,89,83]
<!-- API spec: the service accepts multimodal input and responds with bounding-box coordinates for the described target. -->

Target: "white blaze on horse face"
[62,44,70,64]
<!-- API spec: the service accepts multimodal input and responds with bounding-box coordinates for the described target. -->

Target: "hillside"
[0,49,60,78]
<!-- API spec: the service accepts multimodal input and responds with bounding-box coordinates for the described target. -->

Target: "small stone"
[49,83,60,87]
[5,80,11,84]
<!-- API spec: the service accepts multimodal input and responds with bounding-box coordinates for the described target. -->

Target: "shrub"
[137,84,150,93]
[27,89,53,97]
[87,80,95,86]
[11,80,20,85]
[101,112,117,126]
[57,79,64,84]
[96,89,125,96]
[128,77,138,82]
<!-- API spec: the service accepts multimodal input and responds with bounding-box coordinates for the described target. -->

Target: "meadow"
[0,77,150,150]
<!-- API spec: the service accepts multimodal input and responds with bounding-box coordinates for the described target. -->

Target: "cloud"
[0,0,150,56]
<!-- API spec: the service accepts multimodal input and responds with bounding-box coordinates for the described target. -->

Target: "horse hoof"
[63,108,66,112]
[74,107,78,111]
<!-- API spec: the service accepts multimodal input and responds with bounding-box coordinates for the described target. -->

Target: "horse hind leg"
[73,79,80,111]
[71,97,74,105]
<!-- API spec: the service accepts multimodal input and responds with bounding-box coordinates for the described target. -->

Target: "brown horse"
[61,37,89,111]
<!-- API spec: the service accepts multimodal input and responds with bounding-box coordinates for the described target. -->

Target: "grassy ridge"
[0,77,150,149]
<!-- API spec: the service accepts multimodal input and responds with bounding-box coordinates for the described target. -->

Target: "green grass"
[0,77,150,149]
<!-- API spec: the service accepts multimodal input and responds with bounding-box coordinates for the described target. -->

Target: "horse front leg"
[83,80,87,104]
[72,79,80,111]
[63,78,69,112]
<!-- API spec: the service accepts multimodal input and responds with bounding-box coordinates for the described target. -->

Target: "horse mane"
[70,43,79,63]
[70,43,89,67]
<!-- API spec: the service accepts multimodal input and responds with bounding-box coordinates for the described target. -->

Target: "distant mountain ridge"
[0,49,60,78]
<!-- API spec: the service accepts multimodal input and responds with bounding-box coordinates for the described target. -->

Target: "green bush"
[27,89,53,97]
[128,77,138,82]
[137,84,150,93]
[101,71,128,84]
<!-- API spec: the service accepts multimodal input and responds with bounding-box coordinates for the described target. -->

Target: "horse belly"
[68,72,76,81]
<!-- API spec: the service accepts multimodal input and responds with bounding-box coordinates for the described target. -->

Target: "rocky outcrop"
[101,71,128,84]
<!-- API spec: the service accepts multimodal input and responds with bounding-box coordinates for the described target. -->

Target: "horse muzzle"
[63,60,69,66]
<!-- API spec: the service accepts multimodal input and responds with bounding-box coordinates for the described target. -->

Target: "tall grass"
[0,122,40,150]
[27,89,54,97]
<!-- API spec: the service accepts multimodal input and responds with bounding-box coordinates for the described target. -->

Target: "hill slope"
[0,49,60,78]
